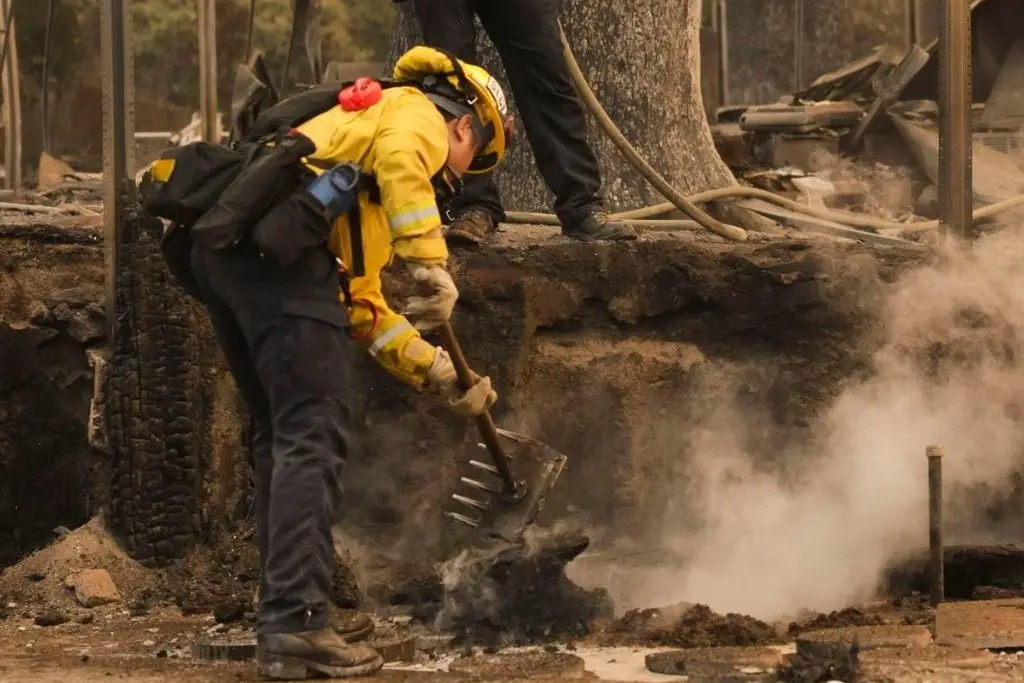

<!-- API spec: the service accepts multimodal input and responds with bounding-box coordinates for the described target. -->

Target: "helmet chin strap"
[432,163,464,205]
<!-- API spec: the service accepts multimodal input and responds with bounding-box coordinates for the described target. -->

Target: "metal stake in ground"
[927,444,944,607]
[100,0,135,337]
[937,0,972,242]
[197,0,218,143]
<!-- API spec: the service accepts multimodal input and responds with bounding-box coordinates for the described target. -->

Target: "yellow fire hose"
[501,21,1024,242]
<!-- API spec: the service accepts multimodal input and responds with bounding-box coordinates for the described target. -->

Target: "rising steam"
[571,224,1024,622]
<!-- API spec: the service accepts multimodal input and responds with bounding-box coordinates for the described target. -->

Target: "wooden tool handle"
[437,320,518,492]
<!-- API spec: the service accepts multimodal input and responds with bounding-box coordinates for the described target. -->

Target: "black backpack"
[139,68,411,230]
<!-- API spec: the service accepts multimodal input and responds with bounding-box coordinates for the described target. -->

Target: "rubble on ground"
[65,569,121,608]
[602,602,781,649]
[713,0,1024,239]
[367,528,613,646]
[787,607,886,635]
[0,518,154,618]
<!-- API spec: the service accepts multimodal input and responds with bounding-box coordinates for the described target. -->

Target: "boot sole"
[445,228,490,247]
[258,652,384,680]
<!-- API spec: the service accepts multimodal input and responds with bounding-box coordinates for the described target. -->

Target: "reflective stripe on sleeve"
[388,204,440,237]
[368,320,415,357]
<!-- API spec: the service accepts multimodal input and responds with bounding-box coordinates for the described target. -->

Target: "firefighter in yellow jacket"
[177,47,514,680]
[301,48,512,398]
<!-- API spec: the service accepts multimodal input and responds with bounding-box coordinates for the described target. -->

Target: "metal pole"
[197,0,218,142]
[913,0,925,47]
[905,0,917,46]
[0,0,21,190]
[716,0,730,106]
[793,0,805,92]
[937,0,972,241]
[41,0,55,155]
[101,0,135,336]
[927,445,944,607]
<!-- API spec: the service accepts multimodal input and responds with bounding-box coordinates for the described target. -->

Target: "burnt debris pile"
[604,602,781,649]
[378,527,613,645]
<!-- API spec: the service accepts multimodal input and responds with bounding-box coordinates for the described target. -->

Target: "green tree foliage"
[134,0,394,107]
[15,0,393,112]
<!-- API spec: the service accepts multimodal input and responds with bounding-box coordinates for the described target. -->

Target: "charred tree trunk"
[104,204,219,567]
[387,0,767,230]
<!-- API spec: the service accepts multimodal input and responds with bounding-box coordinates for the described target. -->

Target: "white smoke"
[571,225,1024,622]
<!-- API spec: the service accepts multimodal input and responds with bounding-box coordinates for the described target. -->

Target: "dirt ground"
[0,515,977,683]
[6,605,1024,683]
[3,205,1020,683]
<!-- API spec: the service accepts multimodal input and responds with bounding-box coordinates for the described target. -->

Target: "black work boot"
[563,212,637,242]
[445,208,498,247]
[330,605,374,643]
[257,627,383,680]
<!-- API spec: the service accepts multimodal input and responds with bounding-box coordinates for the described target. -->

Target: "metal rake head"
[444,428,567,543]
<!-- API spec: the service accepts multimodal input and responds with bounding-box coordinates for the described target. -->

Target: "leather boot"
[445,209,498,247]
[330,604,374,643]
[257,626,383,680]
[563,211,637,241]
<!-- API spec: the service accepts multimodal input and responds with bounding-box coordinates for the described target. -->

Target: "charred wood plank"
[0,222,101,245]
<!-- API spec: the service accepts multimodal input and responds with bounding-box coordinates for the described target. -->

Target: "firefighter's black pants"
[411,0,603,229]
[190,241,352,635]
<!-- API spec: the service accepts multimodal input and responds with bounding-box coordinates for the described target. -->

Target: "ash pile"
[372,527,614,647]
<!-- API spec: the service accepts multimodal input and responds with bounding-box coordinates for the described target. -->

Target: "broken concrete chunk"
[859,645,994,671]
[936,598,1024,649]
[796,624,932,659]
[646,646,784,679]
[66,569,121,608]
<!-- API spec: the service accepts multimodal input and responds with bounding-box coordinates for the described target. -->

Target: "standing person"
[143,46,513,680]
[403,0,638,245]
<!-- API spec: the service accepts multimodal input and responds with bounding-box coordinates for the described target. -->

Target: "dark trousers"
[411,0,603,228]
[190,241,353,635]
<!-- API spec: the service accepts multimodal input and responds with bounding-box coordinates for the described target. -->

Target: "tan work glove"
[403,263,458,332]
[425,348,498,417]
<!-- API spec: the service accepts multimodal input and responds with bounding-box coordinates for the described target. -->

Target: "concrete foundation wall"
[0,223,928,569]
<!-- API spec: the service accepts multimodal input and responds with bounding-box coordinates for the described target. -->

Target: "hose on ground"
[553,22,747,243]
[507,22,1024,241]
[508,186,1024,236]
